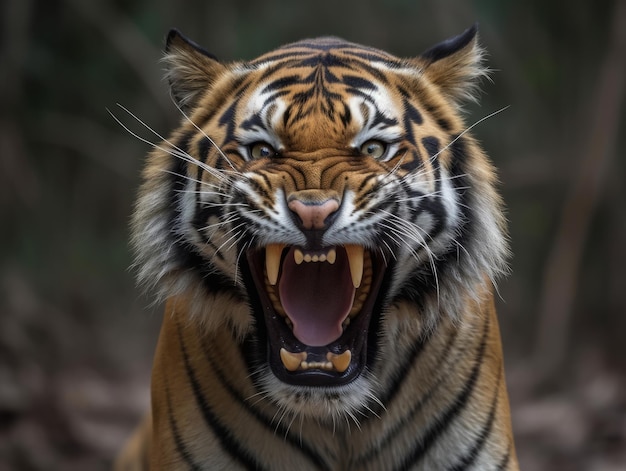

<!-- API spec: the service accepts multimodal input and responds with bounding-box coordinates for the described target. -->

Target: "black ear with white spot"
[418,24,488,104]
[163,29,227,111]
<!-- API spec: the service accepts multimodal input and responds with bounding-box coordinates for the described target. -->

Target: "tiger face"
[132,26,508,420]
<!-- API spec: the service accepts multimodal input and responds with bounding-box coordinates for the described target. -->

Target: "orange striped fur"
[116,26,518,470]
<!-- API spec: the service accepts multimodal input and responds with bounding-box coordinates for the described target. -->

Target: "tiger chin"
[115,25,519,471]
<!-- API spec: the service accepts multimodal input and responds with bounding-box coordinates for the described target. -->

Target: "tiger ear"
[163,29,227,111]
[416,24,488,104]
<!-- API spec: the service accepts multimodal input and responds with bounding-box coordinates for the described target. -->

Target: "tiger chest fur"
[117,25,518,471]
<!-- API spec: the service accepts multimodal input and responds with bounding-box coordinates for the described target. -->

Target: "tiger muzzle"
[246,244,387,387]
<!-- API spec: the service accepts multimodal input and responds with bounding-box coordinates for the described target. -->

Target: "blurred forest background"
[1,0,625,469]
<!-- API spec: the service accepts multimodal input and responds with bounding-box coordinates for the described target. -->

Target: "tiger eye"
[359,140,386,158]
[250,142,277,159]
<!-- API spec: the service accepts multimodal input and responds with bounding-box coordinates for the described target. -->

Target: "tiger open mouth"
[246,245,387,386]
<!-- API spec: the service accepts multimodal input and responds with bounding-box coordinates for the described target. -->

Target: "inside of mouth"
[264,246,372,346]
[244,243,385,384]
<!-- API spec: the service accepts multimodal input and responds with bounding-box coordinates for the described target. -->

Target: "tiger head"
[132,26,508,418]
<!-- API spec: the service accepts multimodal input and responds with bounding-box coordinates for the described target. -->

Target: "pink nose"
[288,198,339,230]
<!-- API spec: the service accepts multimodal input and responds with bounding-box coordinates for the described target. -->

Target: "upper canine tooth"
[280,348,307,371]
[265,244,285,285]
[294,248,304,265]
[326,350,352,373]
[344,245,364,288]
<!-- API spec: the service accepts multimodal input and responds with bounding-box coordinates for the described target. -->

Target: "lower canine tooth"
[280,348,307,371]
[327,350,352,373]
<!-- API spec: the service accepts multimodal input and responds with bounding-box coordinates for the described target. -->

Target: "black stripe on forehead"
[233,42,405,134]
[255,53,386,100]
[343,74,378,91]
[253,55,381,123]
[252,39,398,83]
[341,48,401,67]
[261,74,302,93]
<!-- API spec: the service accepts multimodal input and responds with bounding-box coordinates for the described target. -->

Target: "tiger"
[115,24,518,470]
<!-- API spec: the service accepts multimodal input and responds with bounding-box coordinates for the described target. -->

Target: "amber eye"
[250,142,277,159]
[359,139,386,158]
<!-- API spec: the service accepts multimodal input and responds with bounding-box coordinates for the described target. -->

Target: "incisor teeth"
[280,348,307,372]
[344,245,364,288]
[294,247,337,264]
[280,348,352,373]
[301,361,332,370]
[265,244,285,285]
[327,350,352,373]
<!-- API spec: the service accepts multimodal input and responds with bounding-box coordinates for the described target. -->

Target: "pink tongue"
[278,248,355,346]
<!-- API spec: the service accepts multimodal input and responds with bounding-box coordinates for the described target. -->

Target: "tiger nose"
[288,197,339,230]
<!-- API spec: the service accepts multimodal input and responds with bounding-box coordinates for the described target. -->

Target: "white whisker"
[170,96,243,175]
[427,106,510,164]
[110,104,233,184]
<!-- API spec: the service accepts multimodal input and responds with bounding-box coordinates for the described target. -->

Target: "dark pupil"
[366,144,378,154]
[260,146,272,157]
